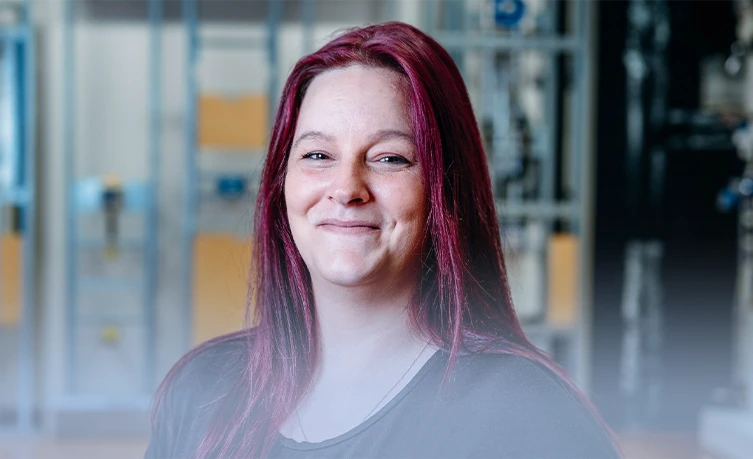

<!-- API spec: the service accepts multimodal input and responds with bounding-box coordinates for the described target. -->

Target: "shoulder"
[461,352,580,401]
[169,332,250,394]
[446,351,575,401]
[145,332,251,459]
[445,352,621,458]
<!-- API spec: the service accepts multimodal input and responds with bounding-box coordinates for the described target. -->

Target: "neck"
[282,276,437,442]
[310,277,425,376]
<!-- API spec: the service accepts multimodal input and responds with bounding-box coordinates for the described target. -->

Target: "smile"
[318,219,380,235]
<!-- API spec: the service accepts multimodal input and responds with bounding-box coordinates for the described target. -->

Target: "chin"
[310,254,387,287]
[317,265,377,287]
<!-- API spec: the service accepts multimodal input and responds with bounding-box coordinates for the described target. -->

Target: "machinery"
[700,1,753,458]
[427,0,595,381]
[618,0,670,428]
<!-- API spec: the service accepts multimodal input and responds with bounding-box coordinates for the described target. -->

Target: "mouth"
[318,219,380,234]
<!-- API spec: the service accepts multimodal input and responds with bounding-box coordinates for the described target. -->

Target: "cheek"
[284,169,314,214]
[403,175,427,219]
[284,172,311,257]
[283,179,296,221]
[381,177,426,231]
[406,181,428,245]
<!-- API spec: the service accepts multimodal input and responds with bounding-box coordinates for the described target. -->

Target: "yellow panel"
[198,94,268,149]
[0,234,22,326]
[547,234,579,327]
[193,234,253,344]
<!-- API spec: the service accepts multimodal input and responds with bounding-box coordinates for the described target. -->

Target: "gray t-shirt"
[146,336,620,459]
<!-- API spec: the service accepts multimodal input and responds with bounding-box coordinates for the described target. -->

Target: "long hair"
[154,21,618,458]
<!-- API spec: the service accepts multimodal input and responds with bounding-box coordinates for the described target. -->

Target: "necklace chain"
[295,342,431,442]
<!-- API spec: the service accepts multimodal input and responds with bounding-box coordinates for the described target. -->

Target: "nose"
[329,159,371,206]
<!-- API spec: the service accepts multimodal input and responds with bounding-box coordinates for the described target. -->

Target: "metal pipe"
[541,0,560,209]
[17,0,36,432]
[63,0,78,396]
[0,35,8,434]
[198,36,266,50]
[0,39,10,349]
[437,33,580,52]
[146,0,162,393]
[302,0,315,55]
[423,0,437,36]
[494,200,577,220]
[575,0,597,392]
[267,0,282,123]
[182,0,198,352]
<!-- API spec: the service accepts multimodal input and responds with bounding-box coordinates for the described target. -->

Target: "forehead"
[295,65,412,137]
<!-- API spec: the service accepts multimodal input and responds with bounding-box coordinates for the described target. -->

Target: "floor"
[0,431,722,459]
[0,438,148,459]
[619,431,719,459]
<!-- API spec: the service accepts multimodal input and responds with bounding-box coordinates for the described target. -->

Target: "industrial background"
[0,0,751,458]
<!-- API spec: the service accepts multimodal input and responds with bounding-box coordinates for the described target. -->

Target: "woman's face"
[284,65,426,290]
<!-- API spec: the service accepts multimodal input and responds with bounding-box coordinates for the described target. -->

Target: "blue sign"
[494,0,526,28]
[217,175,248,200]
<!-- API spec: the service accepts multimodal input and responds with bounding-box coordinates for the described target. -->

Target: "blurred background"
[0,0,751,457]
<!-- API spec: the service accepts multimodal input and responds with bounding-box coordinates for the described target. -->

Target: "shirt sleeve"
[489,355,622,459]
[143,396,174,459]
[144,370,195,459]
[144,335,248,459]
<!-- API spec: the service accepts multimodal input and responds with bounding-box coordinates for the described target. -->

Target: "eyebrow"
[291,129,415,150]
[291,130,335,150]
[368,129,415,145]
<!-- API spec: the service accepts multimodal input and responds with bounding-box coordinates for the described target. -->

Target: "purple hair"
[154,21,619,458]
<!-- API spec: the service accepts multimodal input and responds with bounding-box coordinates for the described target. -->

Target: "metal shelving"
[0,0,36,434]
[181,0,595,384]
[60,0,162,410]
[182,0,319,349]
[427,0,595,384]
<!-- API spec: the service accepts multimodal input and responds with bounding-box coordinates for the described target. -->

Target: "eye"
[302,152,330,160]
[378,155,410,164]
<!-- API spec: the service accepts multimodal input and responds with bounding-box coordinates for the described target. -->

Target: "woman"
[147,22,622,459]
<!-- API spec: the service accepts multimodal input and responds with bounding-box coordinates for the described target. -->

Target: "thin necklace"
[294,342,431,442]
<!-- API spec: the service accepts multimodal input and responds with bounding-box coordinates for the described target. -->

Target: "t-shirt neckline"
[276,348,446,451]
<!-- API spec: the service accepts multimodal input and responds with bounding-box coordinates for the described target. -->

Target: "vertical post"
[534,0,562,344]
[394,0,421,25]
[146,0,162,392]
[575,0,596,390]
[736,190,753,398]
[17,0,36,432]
[0,39,10,335]
[63,0,78,395]
[1,36,20,197]
[267,0,282,123]
[424,0,437,36]
[0,35,8,431]
[183,0,198,351]
[383,0,396,21]
[301,0,315,55]
[541,0,559,209]
[443,0,465,70]
[568,0,586,219]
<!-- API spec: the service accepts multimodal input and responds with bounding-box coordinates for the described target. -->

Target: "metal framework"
[181,0,594,385]
[182,0,317,351]
[618,0,669,427]
[427,0,595,385]
[60,0,162,410]
[0,0,36,435]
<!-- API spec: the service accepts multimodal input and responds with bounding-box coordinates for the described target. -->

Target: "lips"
[318,219,380,229]
[317,219,380,235]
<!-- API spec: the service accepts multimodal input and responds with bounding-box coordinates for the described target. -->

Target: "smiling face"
[284,65,427,291]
